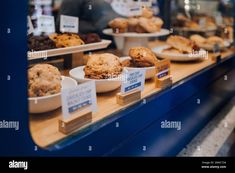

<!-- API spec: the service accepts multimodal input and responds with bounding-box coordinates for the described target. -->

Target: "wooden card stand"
[211,53,221,63]
[116,90,141,106]
[155,76,173,89]
[59,110,92,134]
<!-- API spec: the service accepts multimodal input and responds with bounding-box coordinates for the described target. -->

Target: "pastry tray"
[28,39,112,60]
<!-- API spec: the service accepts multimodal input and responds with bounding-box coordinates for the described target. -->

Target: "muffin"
[128,17,139,32]
[49,33,84,48]
[84,53,123,79]
[28,64,61,97]
[109,18,128,33]
[129,47,158,67]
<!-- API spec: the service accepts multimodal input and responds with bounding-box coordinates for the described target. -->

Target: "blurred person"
[56,0,119,35]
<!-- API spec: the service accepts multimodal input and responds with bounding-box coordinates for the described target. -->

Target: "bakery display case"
[27,0,235,156]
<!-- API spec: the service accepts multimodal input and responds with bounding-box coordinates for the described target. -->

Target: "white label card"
[110,0,152,17]
[121,69,145,94]
[37,15,55,34]
[32,0,52,6]
[60,15,79,33]
[61,81,97,120]
[199,18,206,28]
[27,16,34,35]
[140,0,152,7]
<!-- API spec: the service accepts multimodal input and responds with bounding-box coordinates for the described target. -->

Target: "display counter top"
[30,41,235,148]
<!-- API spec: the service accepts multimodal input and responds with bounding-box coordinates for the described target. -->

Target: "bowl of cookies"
[121,47,158,80]
[28,64,77,114]
[153,35,207,62]
[70,53,124,93]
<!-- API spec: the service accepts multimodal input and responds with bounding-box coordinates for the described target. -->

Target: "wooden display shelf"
[28,39,112,60]
[30,42,235,148]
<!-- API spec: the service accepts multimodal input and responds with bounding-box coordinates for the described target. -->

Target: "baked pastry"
[84,53,123,79]
[141,7,154,18]
[28,64,61,97]
[128,17,140,32]
[129,47,158,67]
[167,35,199,54]
[28,35,56,51]
[190,34,207,44]
[49,33,84,48]
[138,17,163,33]
[207,36,224,46]
[109,8,163,34]
[109,18,128,33]
[121,59,132,67]
[78,33,101,44]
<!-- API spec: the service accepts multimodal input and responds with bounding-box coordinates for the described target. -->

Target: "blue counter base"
[43,56,235,157]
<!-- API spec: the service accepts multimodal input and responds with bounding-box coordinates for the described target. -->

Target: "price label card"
[60,15,79,33]
[37,15,55,34]
[155,60,171,79]
[121,69,145,94]
[128,6,142,17]
[199,18,206,28]
[111,0,148,17]
[61,81,97,120]
[27,16,34,35]
[140,0,152,7]
[31,0,52,5]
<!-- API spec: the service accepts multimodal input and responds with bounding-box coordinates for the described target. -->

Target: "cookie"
[129,47,158,67]
[49,33,84,48]
[109,18,128,33]
[28,35,56,51]
[28,64,61,97]
[78,33,101,44]
[84,53,123,79]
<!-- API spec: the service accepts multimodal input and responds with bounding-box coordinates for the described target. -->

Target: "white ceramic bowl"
[121,56,155,80]
[125,66,155,80]
[29,76,77,114]
[69,66,122,93]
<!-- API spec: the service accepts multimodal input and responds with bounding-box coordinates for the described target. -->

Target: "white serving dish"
[69,66,122,93]
[28,39,112,60]
[152,45,207,62]
[103,28,169,55]
[29,76,77,114]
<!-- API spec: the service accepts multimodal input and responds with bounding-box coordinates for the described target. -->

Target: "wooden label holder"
[59,109,92,134]
[211,53,222,63]
[116,89,141,106]
[155,60,173,89]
